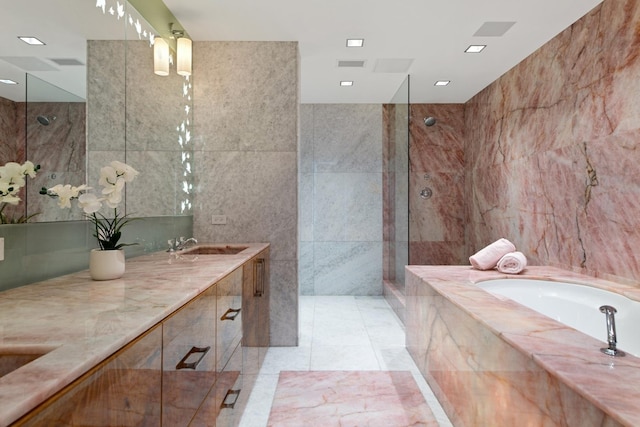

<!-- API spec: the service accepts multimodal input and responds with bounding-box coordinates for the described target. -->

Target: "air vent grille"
[337,60,366,68]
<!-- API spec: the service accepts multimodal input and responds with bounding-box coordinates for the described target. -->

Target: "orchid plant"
[0,161,40,224]
[42,161,139,250]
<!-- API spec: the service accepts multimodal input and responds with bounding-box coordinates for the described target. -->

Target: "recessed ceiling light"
[340,81,354,87]
[0,79,18,85]
[18,36,45,46]
[346,39,364,48]
[465,45,486,53]
[434,80,450,86]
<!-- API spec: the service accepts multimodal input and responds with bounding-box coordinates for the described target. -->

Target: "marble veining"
[0,243,268,426]
[406,265,640,427]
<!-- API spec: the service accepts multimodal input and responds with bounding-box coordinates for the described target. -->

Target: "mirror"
[0,0,193,223]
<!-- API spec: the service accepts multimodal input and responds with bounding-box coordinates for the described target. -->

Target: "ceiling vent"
[337,60,366,68]
[49,58,85,66]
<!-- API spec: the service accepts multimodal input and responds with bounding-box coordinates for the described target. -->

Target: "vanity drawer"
[216,268,242,371]
[162,286,217,427]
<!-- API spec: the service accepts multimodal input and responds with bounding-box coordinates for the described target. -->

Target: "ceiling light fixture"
[18,36,45,46]
[340,81,354,86]
[465,45,486,53]
[0,79,18,85]
[434,80,450,86]
[346,39,364,48]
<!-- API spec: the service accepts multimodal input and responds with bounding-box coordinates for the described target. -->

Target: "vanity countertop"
[0,243,269,427]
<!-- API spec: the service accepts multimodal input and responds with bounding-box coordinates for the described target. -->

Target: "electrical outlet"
[211,215,227,225]
[0,238,4,261]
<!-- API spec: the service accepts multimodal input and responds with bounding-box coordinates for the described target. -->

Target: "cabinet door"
[162,286,217,427]
[216,268,242,371]
[16,325,162,427]
[242,248,269,347]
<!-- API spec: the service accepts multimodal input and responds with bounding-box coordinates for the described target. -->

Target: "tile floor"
[238,296,453,426]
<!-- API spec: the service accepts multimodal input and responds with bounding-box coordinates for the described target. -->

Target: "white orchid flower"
[0,162,26,187]
[103,187,124,208]
[0,181,20,204]
[48,184,76,208]
[21,161,38,179]
[78,193,103,214]
[110,161,139,183]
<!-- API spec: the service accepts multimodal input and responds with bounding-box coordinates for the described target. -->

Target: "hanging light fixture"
[177,36,192,76]
[154,38,170,76]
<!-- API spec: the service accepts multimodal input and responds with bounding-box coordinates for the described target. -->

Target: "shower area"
[383,76,466,322]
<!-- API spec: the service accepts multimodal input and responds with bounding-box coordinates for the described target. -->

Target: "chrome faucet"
[167,237,198,252]
[599,305,625,357]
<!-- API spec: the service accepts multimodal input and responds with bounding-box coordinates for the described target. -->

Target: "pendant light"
[154,38,170,76]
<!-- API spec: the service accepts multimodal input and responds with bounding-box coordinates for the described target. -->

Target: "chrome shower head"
[423,117,436,127]
[37,115,56,126]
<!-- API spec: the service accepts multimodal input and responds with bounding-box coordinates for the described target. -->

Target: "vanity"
[0,243,270,426]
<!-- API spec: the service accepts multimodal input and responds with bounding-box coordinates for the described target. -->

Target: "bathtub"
[405,266,640,427]
[477,278,640,357]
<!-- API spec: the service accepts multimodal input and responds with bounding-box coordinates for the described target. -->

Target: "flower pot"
[89,248,125,281]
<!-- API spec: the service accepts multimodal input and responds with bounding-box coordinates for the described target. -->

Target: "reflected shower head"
[37,115,56,126]
[423,117,436,127]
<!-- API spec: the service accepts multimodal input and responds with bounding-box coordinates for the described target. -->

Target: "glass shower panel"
[386,75,410,290]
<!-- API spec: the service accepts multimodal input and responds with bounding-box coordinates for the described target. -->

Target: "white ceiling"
[1,0,602,104]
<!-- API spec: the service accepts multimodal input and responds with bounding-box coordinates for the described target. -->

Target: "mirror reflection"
[0,0,193,224]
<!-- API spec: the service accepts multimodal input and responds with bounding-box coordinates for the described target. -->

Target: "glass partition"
[384,75,410,290]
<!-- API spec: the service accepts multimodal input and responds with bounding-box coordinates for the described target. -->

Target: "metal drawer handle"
[175,346,210,370]
[253,258,265,297]
[221,308,241,321]
[221,389,241,409]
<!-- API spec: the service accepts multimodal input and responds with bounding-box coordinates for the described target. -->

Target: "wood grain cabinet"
[16,325,162,426]
[162,286,217,427]
[242,248,270,347]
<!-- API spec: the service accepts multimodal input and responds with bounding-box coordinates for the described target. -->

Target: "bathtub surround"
[299,104,383,296]
[466,0,640,284]
[406,266,640,426]
[193,42,299,346]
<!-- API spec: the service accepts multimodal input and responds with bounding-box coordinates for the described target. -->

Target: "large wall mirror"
[0,0,193,223]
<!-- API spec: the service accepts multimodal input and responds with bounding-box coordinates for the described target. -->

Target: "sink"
[0,346,54,378]
[179,245,249,255]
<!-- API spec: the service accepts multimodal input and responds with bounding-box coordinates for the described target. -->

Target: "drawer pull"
[253,258,265,297]
[221,389,241,409]
[221,308,241,321]
[175,346,210,370]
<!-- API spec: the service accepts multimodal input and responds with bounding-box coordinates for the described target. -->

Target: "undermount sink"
[179,245,249,255]
[0,346,55,378]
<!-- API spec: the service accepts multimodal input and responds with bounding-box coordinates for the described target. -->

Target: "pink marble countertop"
[406,265,640,427]
[0,243,269,427]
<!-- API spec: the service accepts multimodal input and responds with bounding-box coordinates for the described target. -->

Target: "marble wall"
[193,42,299,346]
[299,104,383,296]
[0,97,26,221]
[465,0,640,285]
[409,104,466,266]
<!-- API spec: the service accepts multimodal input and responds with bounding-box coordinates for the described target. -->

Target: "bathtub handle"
[599,305,625,357]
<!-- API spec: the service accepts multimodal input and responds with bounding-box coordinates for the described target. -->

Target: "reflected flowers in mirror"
[0,161,40,223]
[41,161,139,250]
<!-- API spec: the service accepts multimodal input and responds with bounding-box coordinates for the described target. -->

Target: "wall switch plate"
[0,238,4,261]
[212,215,227,225]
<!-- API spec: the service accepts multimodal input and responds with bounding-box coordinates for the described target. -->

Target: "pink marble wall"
[466,0,640,285]
[409,104,465,266]
[0,97,26,220]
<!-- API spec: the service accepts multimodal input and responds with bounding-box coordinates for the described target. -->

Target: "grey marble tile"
[313,172,382,242]
[298,172,314,242]
[269,260,299,346]
[312,104,383,173]
[299,104,314,173]
[298,241,314,295]
[313,242,383,295]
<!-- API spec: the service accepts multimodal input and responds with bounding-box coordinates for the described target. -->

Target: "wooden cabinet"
[16,325,162,427]
[242,248,270,347]
[162,286,217,427]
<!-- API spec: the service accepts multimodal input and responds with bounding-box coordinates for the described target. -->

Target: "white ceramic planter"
[89,249,125,281]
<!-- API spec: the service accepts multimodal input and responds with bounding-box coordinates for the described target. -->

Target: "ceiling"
[1,0,603,104]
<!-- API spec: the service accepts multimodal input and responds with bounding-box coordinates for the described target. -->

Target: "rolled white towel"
[497,251,528,274]
[469,238,516,270]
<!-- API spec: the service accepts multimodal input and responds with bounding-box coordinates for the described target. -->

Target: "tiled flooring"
[239,296,453,426]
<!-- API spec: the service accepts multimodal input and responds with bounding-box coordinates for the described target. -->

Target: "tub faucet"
[167,237,198,252]
[599,305,625,357]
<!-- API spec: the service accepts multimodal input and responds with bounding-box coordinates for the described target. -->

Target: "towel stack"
[469,238,527,274]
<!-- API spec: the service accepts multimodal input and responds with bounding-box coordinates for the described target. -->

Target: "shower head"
[37,115,56,126]
[423,117,436,127]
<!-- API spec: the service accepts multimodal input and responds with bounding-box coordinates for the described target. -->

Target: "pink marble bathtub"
[406,265,640,427]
